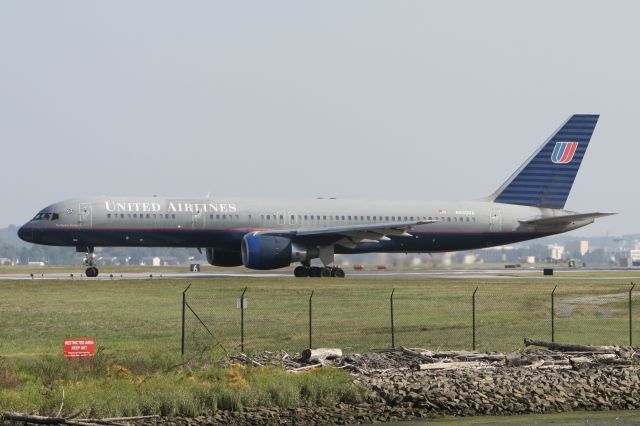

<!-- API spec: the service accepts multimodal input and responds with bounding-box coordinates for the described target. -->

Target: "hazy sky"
[1,1,638,236]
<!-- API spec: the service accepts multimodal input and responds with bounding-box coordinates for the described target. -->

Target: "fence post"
[181,283,191,360]
[308,290,314,349]
[630,283,635,346]
[390,288,396,348]
[240,287,247,353]
[472,286,478,351]
[551,285,557,343]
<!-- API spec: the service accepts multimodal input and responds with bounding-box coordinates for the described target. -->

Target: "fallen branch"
[56,388,65,418]
[419,361,481,370]
[1,412,159,426]
[399,347,436,362]
[289,363,324,373]
[523,338,614,353]
[76,415,159,424]
[2,412,66,424]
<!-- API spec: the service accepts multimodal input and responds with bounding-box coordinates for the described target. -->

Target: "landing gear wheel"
[81,246,98,278]
[294,266,309,278]
[309,266,321,277]
[320,267,332,277]
[85,267,99,277]
[333,268,345,278]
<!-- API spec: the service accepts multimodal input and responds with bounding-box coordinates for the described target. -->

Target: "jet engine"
[205,247,243,267]
[241,234,317,270]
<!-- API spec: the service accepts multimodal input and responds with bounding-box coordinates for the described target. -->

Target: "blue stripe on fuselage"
[26,227,549,254]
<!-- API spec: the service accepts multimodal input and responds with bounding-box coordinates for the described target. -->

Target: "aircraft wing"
[519,212,616,227]
[257,220,436,248]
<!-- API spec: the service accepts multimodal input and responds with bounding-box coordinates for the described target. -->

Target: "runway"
[1,268,639,281]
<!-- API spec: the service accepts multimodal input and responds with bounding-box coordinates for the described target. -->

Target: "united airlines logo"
[551,142,578,164]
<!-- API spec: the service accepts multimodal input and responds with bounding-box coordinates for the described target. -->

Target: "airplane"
[18,114,613,278]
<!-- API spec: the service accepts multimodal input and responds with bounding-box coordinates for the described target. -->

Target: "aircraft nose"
[18,224,33,242]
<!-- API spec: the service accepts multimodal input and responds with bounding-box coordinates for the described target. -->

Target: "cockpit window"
[32,212,59,221]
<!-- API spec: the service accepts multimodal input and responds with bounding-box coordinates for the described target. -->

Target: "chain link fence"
[182,282,638,360]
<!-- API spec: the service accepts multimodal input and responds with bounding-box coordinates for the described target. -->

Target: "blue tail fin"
[491,114,599,209]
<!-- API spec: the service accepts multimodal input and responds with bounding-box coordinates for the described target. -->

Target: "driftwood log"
[301,348,343,363]
[524,338,614,353]
[419,361,481,370]
[0,412,158,426]
[1,412,67,424]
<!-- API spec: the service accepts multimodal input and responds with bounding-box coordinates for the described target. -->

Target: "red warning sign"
[63,338,95,358]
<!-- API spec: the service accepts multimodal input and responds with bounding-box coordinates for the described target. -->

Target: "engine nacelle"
[205,247,243,267]
[241,234,317,270]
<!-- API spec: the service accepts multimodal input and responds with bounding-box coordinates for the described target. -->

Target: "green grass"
[0,356,364,417]
[0,276,637,357]
[0,274,638,416]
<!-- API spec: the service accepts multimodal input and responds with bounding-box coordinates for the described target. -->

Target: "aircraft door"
[489,209,501,232]
[78,203,92,228]
[192,209,205,229]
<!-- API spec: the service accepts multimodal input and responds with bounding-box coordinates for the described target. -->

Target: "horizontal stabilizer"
[519,212,616,227]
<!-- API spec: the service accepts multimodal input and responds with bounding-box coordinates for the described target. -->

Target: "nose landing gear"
[82,247,99,278]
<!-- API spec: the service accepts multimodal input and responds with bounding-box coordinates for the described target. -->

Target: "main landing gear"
[82,247,99,278]
[293,265,345,278]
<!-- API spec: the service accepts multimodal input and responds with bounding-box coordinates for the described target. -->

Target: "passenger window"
[222,214,227,219]
[146,214,150,219]
[341,216,345,220]
[209,214,213,219]
[304,215,308,220]
[348,216,351,220]
[121,214,125,219]
[373,216,376,221]
[172,214,176,219]
[385,216,389,221]
[367,216,371,220]
[291,215,295,221]
[410,216,414,221]
[266,215,270,220]
[107,214,111,219]
[447,217,451,222]
[466,217,470,222]
[323,215,327,220]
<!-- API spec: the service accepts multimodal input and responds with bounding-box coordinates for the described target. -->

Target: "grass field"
[0,273,638,417]
[0,275,638,357]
